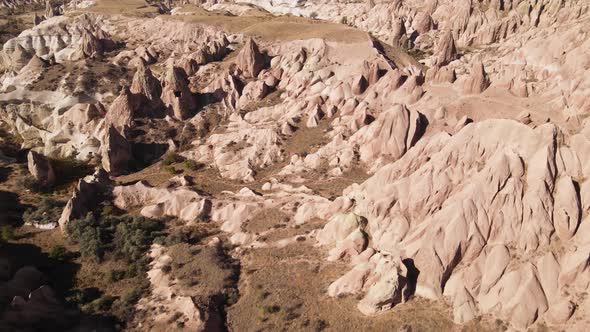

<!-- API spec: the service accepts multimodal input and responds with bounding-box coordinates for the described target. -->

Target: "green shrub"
[164,165,181,175]
[23,198,66,225]
[66,213,107,262]
[88,295,114,312]
[161,264,172,274]
[106,269,126,282]
[162,153,182,166]
[121,287,143,305]
[112,216,164,262]
[165,226,212,245]
[68,288,100,305]
[48,245,68,261]
[183,159,200,171]
[67,213,164,263]
[1,225,15,241]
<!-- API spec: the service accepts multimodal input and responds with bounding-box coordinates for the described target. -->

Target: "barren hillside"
[0,0,589,331]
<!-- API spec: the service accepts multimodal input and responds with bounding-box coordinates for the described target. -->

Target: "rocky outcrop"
[316,119,590,329]
[131,61,160,100]
[113,179,212,222]
[236,38,266,78]
[101,125,131,176]
[0,266,70,330]
[58,168,112,231]
[462,61,490,94]
[27,150,55,187]
[161,66,197,120]
[350,104,425,165]
[434,30,458,66]
[105,87,137,135]
[75,28,104,59]
[45,0,57,18]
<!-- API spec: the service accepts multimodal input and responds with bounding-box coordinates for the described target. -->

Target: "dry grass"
[227,241,484,332]
[163,7,367,43]
[86,0,161,17]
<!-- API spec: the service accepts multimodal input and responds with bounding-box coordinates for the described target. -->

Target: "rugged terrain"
[0,0,589,331]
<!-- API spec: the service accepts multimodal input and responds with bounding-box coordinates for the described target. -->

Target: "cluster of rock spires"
[2,1,590,330]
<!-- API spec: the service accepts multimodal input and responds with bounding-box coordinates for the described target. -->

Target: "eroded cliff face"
[1,0,589,331]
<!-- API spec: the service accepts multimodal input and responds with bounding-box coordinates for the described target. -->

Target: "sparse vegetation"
[48,245,69,261]
[164,165,181,175]
[162,152,183,166]
[1,225,15,241]
[66,213,165,262]
[183,159,200,171]
[23,197,66,226]
[165,225,215,245]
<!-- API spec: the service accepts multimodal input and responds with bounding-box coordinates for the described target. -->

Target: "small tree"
[48,245,68,261]
[1,226,15,241]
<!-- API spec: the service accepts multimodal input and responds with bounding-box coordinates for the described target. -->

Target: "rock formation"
[58,168,112,231]
[3,1,590,331]
[435,30,458,66]
[101,125,131,176]
[236,38,266,78]
[462,61,490,94]
[27,150,55,187]
[161,66,197,120]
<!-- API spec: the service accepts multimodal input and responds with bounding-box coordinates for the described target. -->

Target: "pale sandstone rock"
[27,150,55,187]
[113,181,212,222]
[130,60,162,103]
[58,168,112,231]
[435,30,458,66]
[462,61,491,94]
[236,38,266,78]
[101,125,131,176]
[104,87,137,135]
[161,66,197,120]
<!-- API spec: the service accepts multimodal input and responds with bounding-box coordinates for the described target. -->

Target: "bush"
[66,213,107,262]
[67,213,164,263]
[183,159,200,171]
[165,226,212,245]
[164,165,181,175]
[161,153,182,166]
[23,198,65,225]
[68,287,100,305]
[161,264,172,274]
[112,216,164,262]
[1,225,15,241]
[121,287,144,305]
[106,269,126,282]
[48,245,68,261]
[88,295,115,312]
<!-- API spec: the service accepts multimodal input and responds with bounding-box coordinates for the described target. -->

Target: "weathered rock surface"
[27,150,55,187]
[236,38,266,78]
[58,168,112,231]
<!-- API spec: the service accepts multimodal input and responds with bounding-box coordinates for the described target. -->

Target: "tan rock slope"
[1,0,590,331]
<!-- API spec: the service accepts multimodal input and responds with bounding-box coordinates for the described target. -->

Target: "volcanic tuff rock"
[58,168,112,231]
[2,1,590,331]
[236,37,266,78]
[466,61,491,94]
[27,150,55,187]
[161,66,197,120]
